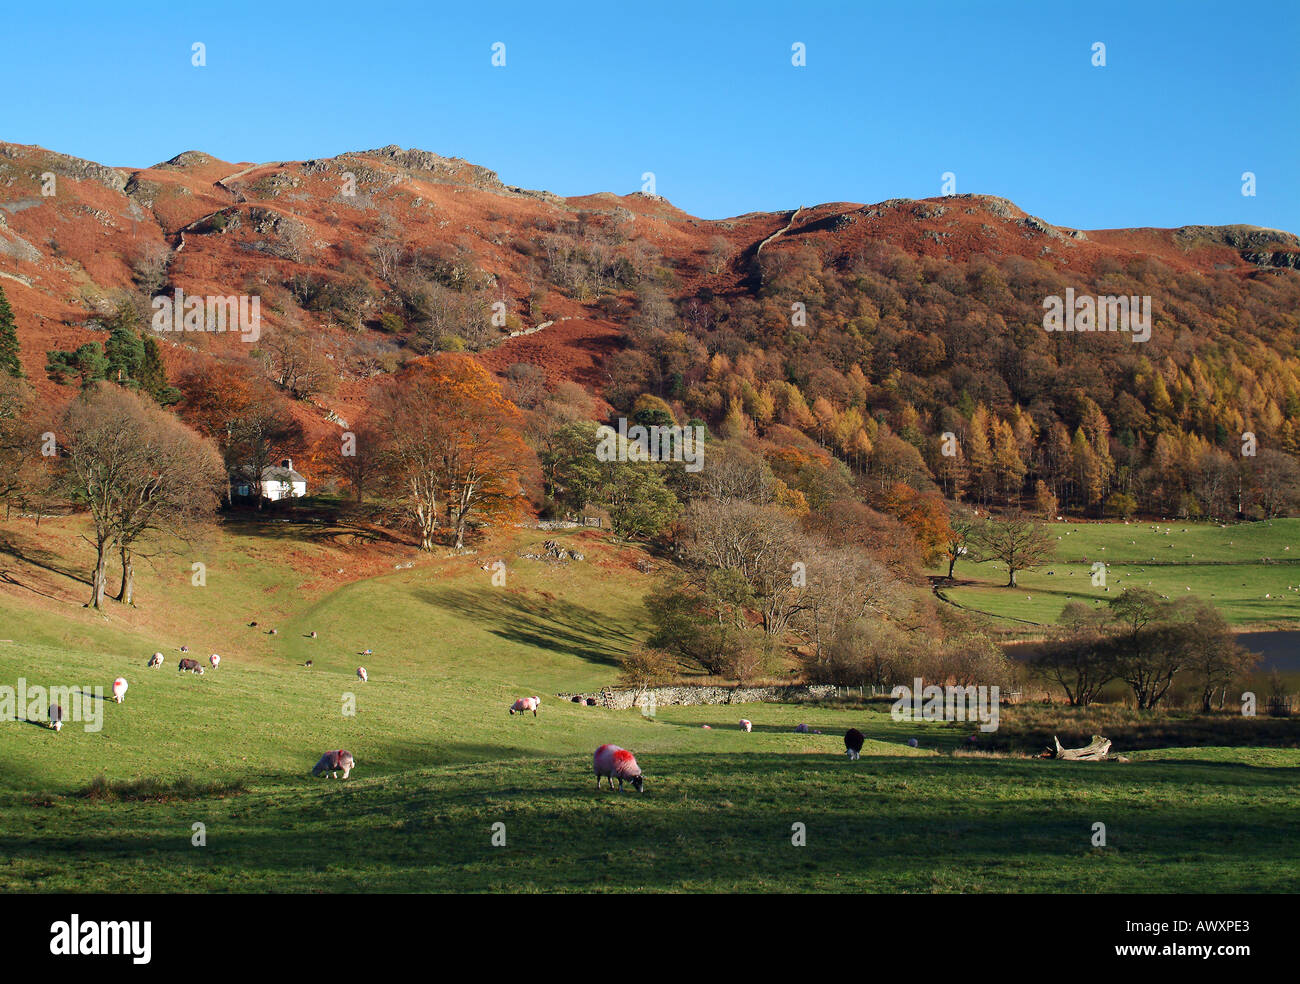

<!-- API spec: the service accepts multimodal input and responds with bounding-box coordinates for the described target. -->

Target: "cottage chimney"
[282,458,292,470]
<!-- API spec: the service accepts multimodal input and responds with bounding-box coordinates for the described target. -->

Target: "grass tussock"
[75,774,247,803]
[985,703,1300,753]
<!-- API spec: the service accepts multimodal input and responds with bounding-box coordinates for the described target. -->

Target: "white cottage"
[235,458,307,502]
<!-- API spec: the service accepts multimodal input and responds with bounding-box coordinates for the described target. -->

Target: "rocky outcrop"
[362,145,508,192]
[156,151,221,171]
[518,539,585,562]
[1242,250,1300,269]
[0,146,127,194]
[1023,214,1065,239]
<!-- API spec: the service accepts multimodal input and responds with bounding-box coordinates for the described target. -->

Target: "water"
[1236,631,1300,673]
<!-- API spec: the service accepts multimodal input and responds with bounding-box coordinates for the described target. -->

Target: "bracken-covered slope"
[1,139,1298,441]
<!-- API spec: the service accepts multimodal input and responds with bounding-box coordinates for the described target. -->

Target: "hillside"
[3,140,1300,519]
[2,512,1297,893]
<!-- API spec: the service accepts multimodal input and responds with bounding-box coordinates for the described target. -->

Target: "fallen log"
[1049,734,1113,761]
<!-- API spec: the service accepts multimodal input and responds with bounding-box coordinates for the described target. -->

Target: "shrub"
[618,647,677,690]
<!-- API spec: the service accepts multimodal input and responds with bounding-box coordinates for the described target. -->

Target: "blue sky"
[4,1,1297,231]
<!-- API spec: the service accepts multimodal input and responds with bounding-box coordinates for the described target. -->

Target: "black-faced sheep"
[844,727,865,760]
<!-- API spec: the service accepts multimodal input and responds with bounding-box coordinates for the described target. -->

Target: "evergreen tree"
[46,343,109,387]
[138,334,180,405]
[104,324,145,385]
[0,286,21,377]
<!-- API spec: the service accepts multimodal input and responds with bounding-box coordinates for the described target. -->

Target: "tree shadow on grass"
[0,531,91,587]
[221,516,415,550]
[418,586,638,669]
[5,750,1298,892]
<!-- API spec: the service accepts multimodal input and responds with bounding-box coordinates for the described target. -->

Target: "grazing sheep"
[593,744,644,793]
[49,704,63,732]
[510,696,540,716]
[357,667,367,683]
[312,749,355,779]
[906,738,919,748]
[361,649,372,656]
[112,677,128,704]
[147,652,164,669]
[178,658,203,674]
[305,660,313,669]
[309,631,317,639]
[844,728,865,760]
[209,654,221,670]
[179,645,189,653]
[793,722,809,734]
[739,719,752,732]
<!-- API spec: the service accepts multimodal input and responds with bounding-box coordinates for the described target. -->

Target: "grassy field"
[939,518,1300,630]
[1,513,1298,893]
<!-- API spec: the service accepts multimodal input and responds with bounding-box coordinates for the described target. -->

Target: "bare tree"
[1033,602,1117,706]
[679,499,808,636]
[690,443,776,505]
[0,376,36,517]
[259,324,335,400]
[369,237,406,286]
[336,420,384,505]
[112,406,225,605]
[972,510,1056,587]
[942,504,978,580]
[61,384,223,608]
[1248,450,1300,518]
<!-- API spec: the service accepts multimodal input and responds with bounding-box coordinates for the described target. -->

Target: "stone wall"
[557,683,836,710]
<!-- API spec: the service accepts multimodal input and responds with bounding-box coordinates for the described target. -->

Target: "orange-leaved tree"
[375,354,533,549]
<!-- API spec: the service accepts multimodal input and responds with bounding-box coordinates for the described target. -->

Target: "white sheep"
[112,677,128,703]
[209,654,221,670]
[357,666,367,683]
[148,652,164,669]
[312,749,355,779]
[510,696,540,716]
[593,744,644,792]
[739,719,752,732]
